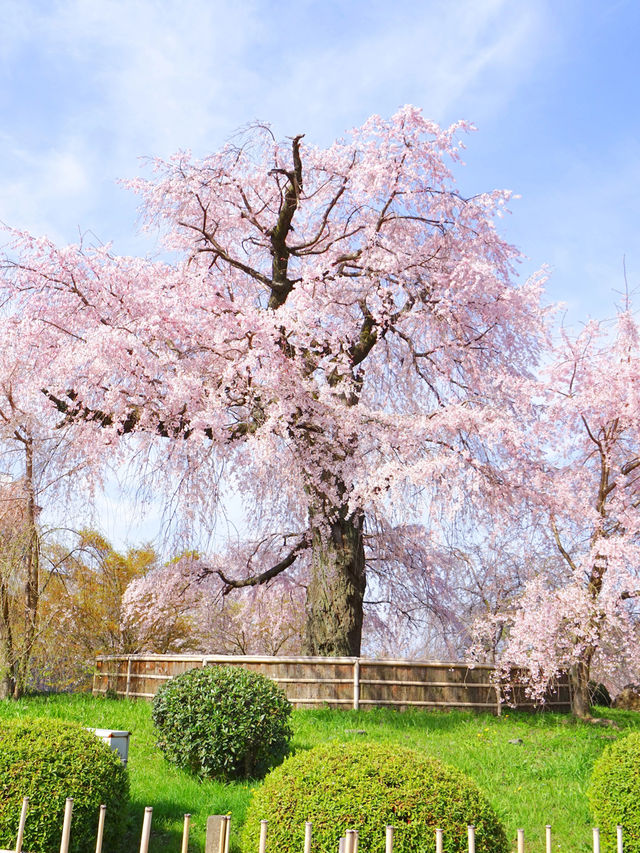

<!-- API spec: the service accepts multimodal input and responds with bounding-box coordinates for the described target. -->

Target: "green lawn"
[0,695,638,853]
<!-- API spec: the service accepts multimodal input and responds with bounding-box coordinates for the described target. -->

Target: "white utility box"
[87,728,131,766]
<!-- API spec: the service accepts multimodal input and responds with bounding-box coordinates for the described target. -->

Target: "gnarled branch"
[213,535,310,595]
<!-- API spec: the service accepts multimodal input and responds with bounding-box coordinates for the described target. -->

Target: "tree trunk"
[0,577,15,700]
[303,509,366,656]
[14,438,39,699]
[569,657,592,718]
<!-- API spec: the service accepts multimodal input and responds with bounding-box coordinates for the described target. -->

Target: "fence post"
[59,798,73,853]
[435,829,443,853]
[15,797,28,853]
[353,659,360,711]
[139,807,153,853]
[125,657,132,699]
[95,804,106,853]
[259,821,268,853]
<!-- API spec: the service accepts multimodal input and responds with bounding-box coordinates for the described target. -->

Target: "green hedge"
[242,741,508,853]
[588,732,640,853]
[0,717,129,853]
[152,665,292,780]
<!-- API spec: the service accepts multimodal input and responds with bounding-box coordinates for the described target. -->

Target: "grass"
[0,694,638,853]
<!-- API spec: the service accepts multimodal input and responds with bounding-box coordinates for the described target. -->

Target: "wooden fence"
[92,655,571,713]
[2,800,627,853]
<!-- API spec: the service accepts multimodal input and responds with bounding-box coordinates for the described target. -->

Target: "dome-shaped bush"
[0,717,129,853]
[242,742,508,853]
[588,732,640,853]
[152,664,292,780]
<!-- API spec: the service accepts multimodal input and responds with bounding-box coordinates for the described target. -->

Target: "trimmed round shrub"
[588,732,640,853]
[242,742,508,853]
[152,664,292,780]
[0,717,129,853]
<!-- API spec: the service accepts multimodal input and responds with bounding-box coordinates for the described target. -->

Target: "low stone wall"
[92,654,571,713]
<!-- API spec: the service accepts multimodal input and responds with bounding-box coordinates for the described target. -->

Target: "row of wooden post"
[8,799,193,853]
[7,800,628,853]
[332,824,626,853]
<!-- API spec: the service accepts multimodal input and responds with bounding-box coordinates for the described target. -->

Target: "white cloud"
[34,0,267,155]
[0,0,551,245]
[0,135,93,242]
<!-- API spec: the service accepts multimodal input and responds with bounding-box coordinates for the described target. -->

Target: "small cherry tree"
[473,310,640,716]
[1,108,550,656]
[121,550,305,655]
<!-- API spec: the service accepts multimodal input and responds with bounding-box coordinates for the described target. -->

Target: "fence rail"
[92,654,571,713]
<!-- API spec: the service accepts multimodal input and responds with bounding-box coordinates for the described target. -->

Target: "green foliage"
[151,665,292,780]
[242,741,508,853]
[588,732,640,853]
[0,717,129,853]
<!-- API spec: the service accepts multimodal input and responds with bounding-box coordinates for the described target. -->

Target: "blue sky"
[1,0,638,545]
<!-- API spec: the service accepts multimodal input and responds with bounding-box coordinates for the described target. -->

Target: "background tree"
[1,108,550,656]
[472,309,640,717]
[31,531,156,690]
[121,547,306,656]
[0,311,104,697]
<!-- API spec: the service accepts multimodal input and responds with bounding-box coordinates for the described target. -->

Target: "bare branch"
[550,516,579,572]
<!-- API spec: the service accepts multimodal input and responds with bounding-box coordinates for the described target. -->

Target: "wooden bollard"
[95,805,107,853]
[139,807,153,853]
[467,825,475,853]
[517,828,524,853]
[181,814,191,853]
[617,825,623,853]
[304,822,312,853]
[593,828,600,853]
[59,799,73,853]
[15,797,28,853]
[545,825,551,853]
[259,820,268,853]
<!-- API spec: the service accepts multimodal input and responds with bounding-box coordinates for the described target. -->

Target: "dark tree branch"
[621,589,640,600]
[212,535,310,594]
[551,516,579,573]
[268,134,304,309]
